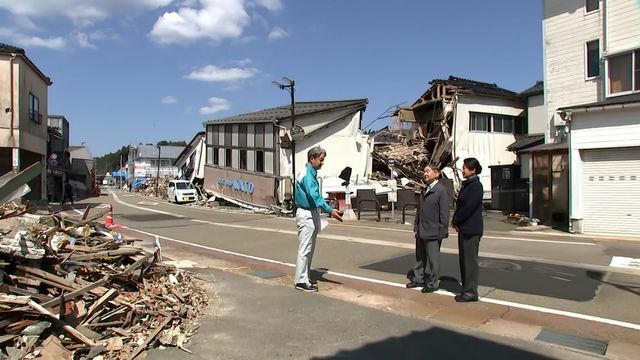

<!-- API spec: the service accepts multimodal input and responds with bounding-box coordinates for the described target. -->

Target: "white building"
[127,145,185,187]
[202,99,371,208]
[544,0,640,235]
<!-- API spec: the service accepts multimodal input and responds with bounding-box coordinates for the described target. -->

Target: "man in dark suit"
[407,164,451,293]
[452,158,484,303]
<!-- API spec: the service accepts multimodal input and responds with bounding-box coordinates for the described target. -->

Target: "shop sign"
[218,177,255,194]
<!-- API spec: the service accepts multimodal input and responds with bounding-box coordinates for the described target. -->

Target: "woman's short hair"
[463,157,482,175]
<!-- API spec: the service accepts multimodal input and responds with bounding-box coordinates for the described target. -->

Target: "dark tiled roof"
[558,93,640,111]
[0,42,25,54]
[507,134,545,152]
[520,141,568,153]
[203,98,368,125]
[431,76,519,99]
[520,81,544,97]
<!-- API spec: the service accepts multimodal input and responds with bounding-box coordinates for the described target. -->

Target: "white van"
[167,180,197,203]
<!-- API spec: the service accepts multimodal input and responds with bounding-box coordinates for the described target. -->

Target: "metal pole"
[290,81,296,212]
[156,145,161,197]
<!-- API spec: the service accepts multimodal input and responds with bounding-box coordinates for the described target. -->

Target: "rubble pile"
[140,176,172,199]
[0,206,208,359]
[372,138,429,189]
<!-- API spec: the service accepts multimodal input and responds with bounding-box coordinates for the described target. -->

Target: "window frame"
[606,50,639,97]
[469,112,490,132]
[585,0,599,14]
[29,92,41,124]
[585,39,600,80]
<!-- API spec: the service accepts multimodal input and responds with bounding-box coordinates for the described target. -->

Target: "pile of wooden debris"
[0,206,208,359]
[140,176,172,199]
[372,138,429,189]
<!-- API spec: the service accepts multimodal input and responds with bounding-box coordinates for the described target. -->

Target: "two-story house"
[398,76,527,201]
[127,145,185,189]
[0,43,52,202]
[543,0,640,235]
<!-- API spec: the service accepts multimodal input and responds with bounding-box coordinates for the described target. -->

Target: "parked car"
[167,180,197,203]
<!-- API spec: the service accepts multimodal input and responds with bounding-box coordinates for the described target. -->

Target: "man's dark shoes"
[455,294,478,303]
[406,281,424,289]
[295,283,318,293]
[421,285,439,293]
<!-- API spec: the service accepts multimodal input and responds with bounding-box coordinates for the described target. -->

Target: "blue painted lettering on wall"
[217,177,255,194]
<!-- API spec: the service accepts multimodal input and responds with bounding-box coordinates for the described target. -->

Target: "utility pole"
[155,145,161,197]
[272,77,296,211]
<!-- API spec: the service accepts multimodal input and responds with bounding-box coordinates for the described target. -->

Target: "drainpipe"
[8,54,17,166]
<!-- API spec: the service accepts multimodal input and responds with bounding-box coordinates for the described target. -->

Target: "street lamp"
[155,145,161,197]
[272,77,296,211]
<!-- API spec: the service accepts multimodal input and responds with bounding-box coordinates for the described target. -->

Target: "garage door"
[582,147,640,235]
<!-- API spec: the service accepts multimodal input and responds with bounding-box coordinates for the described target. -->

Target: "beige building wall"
[606,0,640,54]
[543,0,601,138]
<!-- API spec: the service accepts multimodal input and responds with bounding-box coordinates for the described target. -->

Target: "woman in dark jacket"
[407,164,451,293]
[452,158,484,302]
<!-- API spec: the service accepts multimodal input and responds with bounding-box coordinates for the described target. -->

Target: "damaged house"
[203,99,372,209]
[392,76,527,200]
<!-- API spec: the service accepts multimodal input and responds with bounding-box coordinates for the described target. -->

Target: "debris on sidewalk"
[140,176,172,199]
[0,204,208,359]
[505,213,540,227]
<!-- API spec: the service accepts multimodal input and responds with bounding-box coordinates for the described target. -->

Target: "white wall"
[569,105,640,224]
[279,110,371,184]
[606,0,640,54]
[526,94,547,135]
[454,95,524,196]
[544,0,601,138]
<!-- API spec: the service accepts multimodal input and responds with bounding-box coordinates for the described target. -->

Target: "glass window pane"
[239,124,247,147]
[587,40,600,77]
[493,116,503,132]
[213,147,219,165]
[609,54,632,94]
[239,149,247,170]
[635,50,640,91]
[224,125,232,146]
[256,150,264,172]
[504,117,513,133]
[265,151,274,174]
[255,123,265,148]
[225,149,232,167]
[586,0,599,12]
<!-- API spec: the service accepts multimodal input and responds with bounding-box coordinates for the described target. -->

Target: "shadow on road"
[311,268,342,285]
[312,326,556,360]
[361,253,604,302]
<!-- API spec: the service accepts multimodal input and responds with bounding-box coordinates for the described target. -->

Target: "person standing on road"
[294,146,343,293]
[407,164,451,293]
[62,180,74,205]
[452,158,484,303]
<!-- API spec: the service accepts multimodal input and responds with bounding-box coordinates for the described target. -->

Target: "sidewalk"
[146,267,596,360]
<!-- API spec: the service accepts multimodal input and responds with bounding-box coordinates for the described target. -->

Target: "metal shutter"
[582,147,640,235]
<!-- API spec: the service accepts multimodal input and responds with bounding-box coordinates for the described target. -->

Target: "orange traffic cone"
[105,204,114,227]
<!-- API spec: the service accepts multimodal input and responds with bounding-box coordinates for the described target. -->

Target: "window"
[469,112,490,132]
[239,149,247,170]
[635,50,640,91]
[586,0,599,13]
[213,147,219,165]
[608,52,633,94]
[255,124,265,148]
[225,148,232,167]
[29,92,40,123]
[256,150,264,173]
[224,125,232,146]
[239,124,247,147]
[211,125,218,146]
[493,115,513,134]
[586,40,600,78]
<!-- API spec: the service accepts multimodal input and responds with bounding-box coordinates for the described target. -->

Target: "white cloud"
[253,0,282,11]
[73,32,96,49]
[186,64,258,82]
[199,97,230,115]
[14,16,39,31]
[162,95,178,104]
[268,26,288,41]
[150,0,250,44]
[0,0,173,27]
[0,28,67,50]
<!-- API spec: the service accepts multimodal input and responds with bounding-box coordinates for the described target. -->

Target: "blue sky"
[0,0,542,156]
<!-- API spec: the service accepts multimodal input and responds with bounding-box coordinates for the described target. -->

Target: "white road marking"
[609,256,640,270]
[118,223,640,331]
[111,192,630,274]
[138,201,158,206]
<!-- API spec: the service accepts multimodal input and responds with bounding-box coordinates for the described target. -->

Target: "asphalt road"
[92,191,640,325]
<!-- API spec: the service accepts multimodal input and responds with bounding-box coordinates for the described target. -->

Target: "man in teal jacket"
[294,146,342,292]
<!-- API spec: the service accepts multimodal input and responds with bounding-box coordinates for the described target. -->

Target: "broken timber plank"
[86,289,118,319]
[27,300,97,347]
[121,252,154,276]
[128,313,173,360]
[41,276,109,308]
